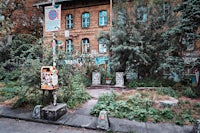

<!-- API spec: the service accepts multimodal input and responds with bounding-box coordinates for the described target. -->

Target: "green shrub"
[0,87,21,102]
[13,86,42,108]
[126,77,176,89]
[182,87,197,98]
[157,87,177,98]
[91,92,116,116]
[61,73,91,109]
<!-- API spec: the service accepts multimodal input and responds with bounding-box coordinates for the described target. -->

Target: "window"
[182,33,194,51]
[82,12,90,28]
[99,38,107,53]
[117,9,127,24]
[163,2,170,15]
[66,39,73,53]
[162,2,170,20]
[0,15,4,29]
[66,14,73,29]
[81,38,90,54]
[99,10,107,26]
[136,6,147,22]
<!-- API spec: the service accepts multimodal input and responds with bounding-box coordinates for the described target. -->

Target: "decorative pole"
[52,0,57,106]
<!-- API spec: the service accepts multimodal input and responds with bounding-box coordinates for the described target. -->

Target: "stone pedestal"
[97,110,109,130]
[115,72,124,87]
[41,103,67,121]
[92,72,101,85]
[192,120,200,133]
[32,105,42,119]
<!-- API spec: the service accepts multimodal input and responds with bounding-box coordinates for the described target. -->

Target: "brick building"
[34,0,112,66]
[34,0,200,74]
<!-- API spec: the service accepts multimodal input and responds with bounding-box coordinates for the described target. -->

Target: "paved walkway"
[0,85,193,133]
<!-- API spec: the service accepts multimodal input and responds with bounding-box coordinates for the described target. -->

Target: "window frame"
[136,6,148,23]
[182,33,195,51]
[99,10,108,26]
[82,12,90,28]
[81,38,90,54]
[66,14,73,29]
[99,38,107,54]
[66,39,73,53]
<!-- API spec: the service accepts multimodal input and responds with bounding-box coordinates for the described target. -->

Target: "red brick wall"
[43,3,111,55]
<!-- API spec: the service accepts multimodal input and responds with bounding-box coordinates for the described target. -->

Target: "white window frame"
[136,6,147,23]
[82,12,90,28]
[99,10,108,26]
[81,38,90,54]
[99,38,107,54]
[66,14,73,29]
[66,39,73,53]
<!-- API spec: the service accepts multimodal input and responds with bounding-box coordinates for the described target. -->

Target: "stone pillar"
[32,105,42,119]
[92,72,101,85]
[97,110,109,130]
[115,72,124,87]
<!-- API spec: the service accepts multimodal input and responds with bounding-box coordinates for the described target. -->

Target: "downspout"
[110,0,112,32]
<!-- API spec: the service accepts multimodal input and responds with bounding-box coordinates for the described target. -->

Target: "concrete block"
[41,103,67,121]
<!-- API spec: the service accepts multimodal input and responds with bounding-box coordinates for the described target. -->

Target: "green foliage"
[161,0,200,78]
[182,87,197,98]
[91,92,117,115]
[91,92,170,122]
[157,87,177,98]
[60,73,91,109]
[1,36,91,109]
[126,77,176,89]
[13,86,42,108]
[0,34,42,82]
[99,0,183,79]
[91,89,200,125]
[0,86,20,102]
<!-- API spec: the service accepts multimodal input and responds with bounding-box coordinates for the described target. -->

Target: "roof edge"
[33,0,73,7]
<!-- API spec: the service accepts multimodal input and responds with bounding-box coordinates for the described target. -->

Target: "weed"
[157,87,177,98]
[182,87,197,98]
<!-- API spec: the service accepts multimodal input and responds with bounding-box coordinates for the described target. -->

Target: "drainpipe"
[52,0,55,6]
[110,0,112,31]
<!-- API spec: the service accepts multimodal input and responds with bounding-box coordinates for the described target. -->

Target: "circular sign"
[48,10,57,20]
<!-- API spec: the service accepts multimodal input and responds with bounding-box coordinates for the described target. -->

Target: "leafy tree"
[0,34,43,81]
[100,0,180,78]
[161,0,200,74]
[0,0,42,37]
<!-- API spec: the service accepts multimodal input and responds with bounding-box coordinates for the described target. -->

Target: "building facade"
[34,0,111,66]
[34,0,200,75]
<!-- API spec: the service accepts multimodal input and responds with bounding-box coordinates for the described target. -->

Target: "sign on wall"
[45,5,61,32]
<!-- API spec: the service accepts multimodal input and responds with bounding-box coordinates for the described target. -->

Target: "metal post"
[52,0,55,6]
[52,33,57,106]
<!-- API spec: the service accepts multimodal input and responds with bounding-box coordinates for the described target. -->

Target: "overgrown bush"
[91,91,200,125]
[157,87,177,98]
[59,73,91,109]
[182,87,197,98]
[126,77,176,89]
[0,34,91,109]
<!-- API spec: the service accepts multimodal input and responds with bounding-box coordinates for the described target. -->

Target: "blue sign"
[95,56,108,65]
